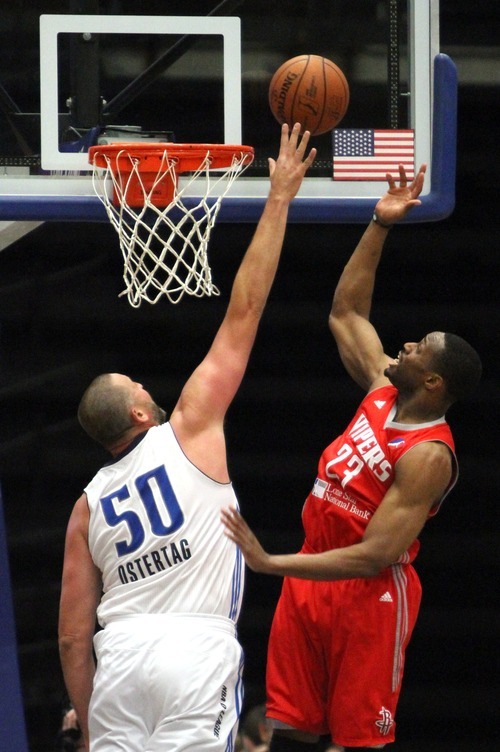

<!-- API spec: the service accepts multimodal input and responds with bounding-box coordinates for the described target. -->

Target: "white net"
[90,146,254,306]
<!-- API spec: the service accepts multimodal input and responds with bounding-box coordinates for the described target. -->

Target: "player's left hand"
[374,163,426,225]
[221,507,271,573]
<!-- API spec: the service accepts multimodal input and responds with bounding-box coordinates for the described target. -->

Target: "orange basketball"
[269,54,349,136]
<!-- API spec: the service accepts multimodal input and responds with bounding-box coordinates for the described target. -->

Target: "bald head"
[77,373,135,448]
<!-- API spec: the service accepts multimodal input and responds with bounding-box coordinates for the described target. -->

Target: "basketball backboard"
[0,0,456,223]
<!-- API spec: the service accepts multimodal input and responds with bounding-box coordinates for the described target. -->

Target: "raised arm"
[170,124,316,475]
[329,164,426,392]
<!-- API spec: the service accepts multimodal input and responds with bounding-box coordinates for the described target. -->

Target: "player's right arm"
[59,494,102,751]
[169,124,316,480]
[329,164,426,392]
[221,438,452,580]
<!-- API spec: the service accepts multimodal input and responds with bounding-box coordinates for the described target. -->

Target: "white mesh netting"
[91,147,253,306]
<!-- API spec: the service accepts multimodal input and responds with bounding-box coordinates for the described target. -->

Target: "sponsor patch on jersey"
[312,477,328,499]
[388,437,405,446]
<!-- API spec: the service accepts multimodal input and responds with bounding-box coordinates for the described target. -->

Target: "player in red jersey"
[222,164,482,752]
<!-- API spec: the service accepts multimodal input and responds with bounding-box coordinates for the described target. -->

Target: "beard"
[151,402,167,425]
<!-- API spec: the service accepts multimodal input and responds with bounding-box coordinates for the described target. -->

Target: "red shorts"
[266,564,422,747]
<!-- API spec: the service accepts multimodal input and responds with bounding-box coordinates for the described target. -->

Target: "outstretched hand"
[374,163,427,225]
[268,122,317,202]
[221,507,271,573]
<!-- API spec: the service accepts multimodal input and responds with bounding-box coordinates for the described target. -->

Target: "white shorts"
[90,613,244,752]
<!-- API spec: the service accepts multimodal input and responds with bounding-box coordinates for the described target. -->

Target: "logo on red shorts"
[375,706,394,736]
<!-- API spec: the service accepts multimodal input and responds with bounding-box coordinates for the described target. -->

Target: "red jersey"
[301,384,458,564]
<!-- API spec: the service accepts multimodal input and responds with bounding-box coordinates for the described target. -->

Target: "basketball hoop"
[89,142,254,306]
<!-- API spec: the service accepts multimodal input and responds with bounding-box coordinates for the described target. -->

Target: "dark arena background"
[0,2,498,750]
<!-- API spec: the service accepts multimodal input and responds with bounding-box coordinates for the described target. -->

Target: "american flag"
[332,129,414,180]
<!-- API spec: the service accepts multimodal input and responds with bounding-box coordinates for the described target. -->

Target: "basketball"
[268,54,349,136]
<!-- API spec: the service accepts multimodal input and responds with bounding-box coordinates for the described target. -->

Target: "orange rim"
[89,142,254,174]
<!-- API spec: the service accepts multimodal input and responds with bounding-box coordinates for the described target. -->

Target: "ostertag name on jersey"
[117,537,191,584]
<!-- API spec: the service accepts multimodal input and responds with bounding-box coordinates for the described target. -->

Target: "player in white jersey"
[58,123,316,752]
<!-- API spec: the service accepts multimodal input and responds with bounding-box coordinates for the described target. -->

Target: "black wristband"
[372,211,393,229]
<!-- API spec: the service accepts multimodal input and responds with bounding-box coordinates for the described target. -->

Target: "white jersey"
[85,423,244,628]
